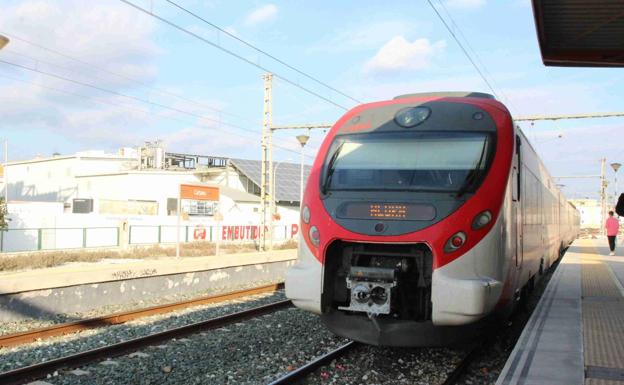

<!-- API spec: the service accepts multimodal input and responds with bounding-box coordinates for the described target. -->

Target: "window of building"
[99,199,159,215]
[167,198,178,215]
[182,199,217,216]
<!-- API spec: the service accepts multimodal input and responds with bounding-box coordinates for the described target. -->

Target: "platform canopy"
[532,0,624,67]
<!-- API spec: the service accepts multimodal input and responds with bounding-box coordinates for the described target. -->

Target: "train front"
[286,93,515,346]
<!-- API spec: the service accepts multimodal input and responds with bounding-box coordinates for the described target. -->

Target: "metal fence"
[0,224,297,253]
[128,225,296,245]
[0,227,119,253]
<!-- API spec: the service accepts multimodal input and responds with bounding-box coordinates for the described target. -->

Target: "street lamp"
[272,158,292,218]
[268,158,291,251]
[0,35,9,51]
[612,162,622,203]
[296,134,310,208]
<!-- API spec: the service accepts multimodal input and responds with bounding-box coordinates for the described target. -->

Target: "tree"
[0,197,9,231]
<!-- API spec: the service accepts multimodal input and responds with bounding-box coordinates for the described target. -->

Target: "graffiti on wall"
[221,224,299,241]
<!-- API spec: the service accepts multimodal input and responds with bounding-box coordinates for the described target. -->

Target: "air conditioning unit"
[72,198,94,214]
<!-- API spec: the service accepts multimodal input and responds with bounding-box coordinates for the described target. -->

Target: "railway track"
[0,286,291,385]
[267,341,358,385]
[266,340,481,385]
[440,344,482,385]
[0,282,284,348]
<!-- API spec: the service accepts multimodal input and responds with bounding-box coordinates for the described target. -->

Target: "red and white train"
[285,92,579,346]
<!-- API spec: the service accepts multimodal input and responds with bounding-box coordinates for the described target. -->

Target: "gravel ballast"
[0,281,282,336]
[299,344,466,385]
[30,307,345,385]
[0,291,291,374]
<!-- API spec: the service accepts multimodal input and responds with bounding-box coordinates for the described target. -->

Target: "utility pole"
[611,162,621,206]
[260,73,273,251]
[600,158,608,235]
[553,159,609,233]
[3,140,7,203]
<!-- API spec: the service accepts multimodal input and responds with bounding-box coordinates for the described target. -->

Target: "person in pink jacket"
[606,211,620,256]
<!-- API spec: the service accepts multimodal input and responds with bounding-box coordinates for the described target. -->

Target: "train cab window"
[322,131,494,194]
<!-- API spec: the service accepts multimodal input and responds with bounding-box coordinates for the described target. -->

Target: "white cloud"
[364,36,446,74]
[0,0,160,85]
[308,20,419,54]
[244,4,278,27]
[161,126,257,156]
[444,0,486,9]
[0,0,163,153]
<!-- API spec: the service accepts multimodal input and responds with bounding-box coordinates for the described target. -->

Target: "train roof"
[393,92,495,100]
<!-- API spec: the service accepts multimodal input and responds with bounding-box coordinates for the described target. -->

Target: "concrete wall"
[0,260,294,321]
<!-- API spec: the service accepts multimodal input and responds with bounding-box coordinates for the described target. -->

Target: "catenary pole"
[260,74,273,251]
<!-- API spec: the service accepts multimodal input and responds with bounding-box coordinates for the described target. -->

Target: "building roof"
[532,0,624,67]
[7,153,137,166]
[229,158,311,203]
[76,171,259,203]
[220,185,260,203]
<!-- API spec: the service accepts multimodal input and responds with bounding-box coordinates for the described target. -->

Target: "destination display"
[337,202,436,221]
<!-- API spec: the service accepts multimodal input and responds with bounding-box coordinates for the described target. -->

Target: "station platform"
[0,249,295,321]
[497,238,624,385]
[0,249,296,295]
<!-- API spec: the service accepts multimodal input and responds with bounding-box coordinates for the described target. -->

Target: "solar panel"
[230,158,311,203]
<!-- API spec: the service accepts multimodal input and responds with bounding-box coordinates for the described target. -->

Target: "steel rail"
[0,283,284,348]
[266,341,357,385]
[440,344,482,385]
[0,299,292,385]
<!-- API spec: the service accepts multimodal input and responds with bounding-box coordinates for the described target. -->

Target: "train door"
[513,135,523,267]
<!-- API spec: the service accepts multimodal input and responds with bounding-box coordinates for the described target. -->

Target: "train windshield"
[323,132,492,193]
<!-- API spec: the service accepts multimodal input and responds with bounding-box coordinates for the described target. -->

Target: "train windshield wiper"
[456,137,488,198]
[322,143,344,194]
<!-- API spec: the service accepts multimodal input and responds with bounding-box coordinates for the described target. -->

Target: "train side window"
[512,167,519,201]
[513,135,521,201]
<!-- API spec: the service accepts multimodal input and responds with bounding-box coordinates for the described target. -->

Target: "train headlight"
[472,210,492,230]
[444,231,466,253]
[395,106,431,128]
[302,205,311,224]
[309,226,320,247]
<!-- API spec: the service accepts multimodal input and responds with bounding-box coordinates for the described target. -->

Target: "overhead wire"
[165,0,363,106]
[0,31,258,125]
[2,48,252,130]
[0,72,310,159]
[0,59,307,157]
[118,0,351,111]
[425,0,501,101]
[435,0,520,115]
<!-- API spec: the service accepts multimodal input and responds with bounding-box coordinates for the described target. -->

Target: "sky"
[0,0,623,201]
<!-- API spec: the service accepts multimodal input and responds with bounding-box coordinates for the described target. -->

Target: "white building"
[1,145,309,252]
[569,199,603,229]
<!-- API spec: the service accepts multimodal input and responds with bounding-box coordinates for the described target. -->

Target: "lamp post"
[272,158,292,217]
[0,35,9,51]
[296,135,310,209]
[612,162,622,204]
[270,158,291,249]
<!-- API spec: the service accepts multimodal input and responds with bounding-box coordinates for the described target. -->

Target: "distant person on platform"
[606,211,620,256]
